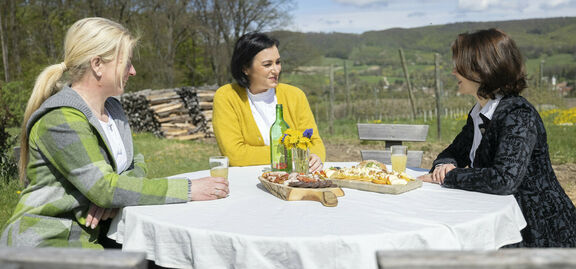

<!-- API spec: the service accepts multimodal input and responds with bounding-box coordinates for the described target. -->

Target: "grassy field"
[1,113,575,231]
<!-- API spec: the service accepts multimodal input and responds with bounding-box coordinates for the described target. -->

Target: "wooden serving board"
[258,177,345,207]
[331,178,422,194]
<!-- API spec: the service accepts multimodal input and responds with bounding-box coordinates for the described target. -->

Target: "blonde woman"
[0,17,229,249]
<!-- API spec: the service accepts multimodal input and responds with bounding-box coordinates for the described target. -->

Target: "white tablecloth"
[108,162,527,269]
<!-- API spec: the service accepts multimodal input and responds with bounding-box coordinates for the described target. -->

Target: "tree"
[192,0,294,84]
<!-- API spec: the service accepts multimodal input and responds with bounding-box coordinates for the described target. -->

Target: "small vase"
[291,147,310,175]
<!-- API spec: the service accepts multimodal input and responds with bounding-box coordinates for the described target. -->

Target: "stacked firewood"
[120,85,217,140]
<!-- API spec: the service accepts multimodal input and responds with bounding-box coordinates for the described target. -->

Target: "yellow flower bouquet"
[280,128,314,174]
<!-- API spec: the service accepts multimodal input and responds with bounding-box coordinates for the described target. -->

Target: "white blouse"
[246,88,277,145]
[469,95,503,166]
[98,110,128,173]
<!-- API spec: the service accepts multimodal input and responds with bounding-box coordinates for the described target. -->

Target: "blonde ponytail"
[19,63,67,184]
[18,17,138,184]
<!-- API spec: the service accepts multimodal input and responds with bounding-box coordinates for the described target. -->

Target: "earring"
[97,72,102,77]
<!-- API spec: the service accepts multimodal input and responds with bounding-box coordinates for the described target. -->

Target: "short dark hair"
[230,32,279,89]
[451,28,527,99]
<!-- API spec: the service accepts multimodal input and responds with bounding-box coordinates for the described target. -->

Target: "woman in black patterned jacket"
[419,29,576,247]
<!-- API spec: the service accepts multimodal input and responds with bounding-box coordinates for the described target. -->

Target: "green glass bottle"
[270,104,292,172]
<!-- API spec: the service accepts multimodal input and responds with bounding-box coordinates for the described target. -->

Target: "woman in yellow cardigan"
[213,32,325,171]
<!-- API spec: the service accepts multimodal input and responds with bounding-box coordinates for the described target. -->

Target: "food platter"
[319,160,423,194]
[331,178,422,194]
[258,177,345,207]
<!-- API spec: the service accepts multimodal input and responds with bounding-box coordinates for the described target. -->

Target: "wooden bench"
[376,249,576,268]
[357,123,429,167]
[0,247,147,269]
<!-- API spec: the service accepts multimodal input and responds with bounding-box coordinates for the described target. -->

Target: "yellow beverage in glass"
[210,167,229,179]
[391,154,407,173]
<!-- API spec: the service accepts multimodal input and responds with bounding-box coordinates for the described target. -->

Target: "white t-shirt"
[246,88,277,145]
[99,110,128,173]
[469,95,503,166]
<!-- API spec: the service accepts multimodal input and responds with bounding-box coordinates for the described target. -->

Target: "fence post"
[434,53,442,140]
[399,48,417,120]
[329,64,335,135]
[344,60,351,119]
[538,59,545,89]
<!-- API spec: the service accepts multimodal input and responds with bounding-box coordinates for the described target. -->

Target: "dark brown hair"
[230,32,279,89]
[451,28,526,99]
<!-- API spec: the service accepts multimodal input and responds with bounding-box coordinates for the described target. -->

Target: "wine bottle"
[270,104,292,172]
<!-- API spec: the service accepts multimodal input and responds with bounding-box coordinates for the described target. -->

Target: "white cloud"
[457,0,576,12]
[332,0,389,7]
[540,0,576,8]
[290,0,576,33]
[458,0,510,11]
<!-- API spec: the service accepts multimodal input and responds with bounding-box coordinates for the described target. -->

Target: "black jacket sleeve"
[441,106,537,195]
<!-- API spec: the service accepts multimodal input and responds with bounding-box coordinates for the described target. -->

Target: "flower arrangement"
[541,107,576,126]
[280,128,313,150]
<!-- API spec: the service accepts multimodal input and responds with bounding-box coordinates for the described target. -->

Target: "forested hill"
[271,17,576,63]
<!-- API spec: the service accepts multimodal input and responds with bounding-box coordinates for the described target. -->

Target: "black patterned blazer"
[432,95,576,247]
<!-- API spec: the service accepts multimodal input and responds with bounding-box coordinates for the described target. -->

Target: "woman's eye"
[276,60,281,65]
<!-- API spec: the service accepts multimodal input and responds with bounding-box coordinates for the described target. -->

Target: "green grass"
[132,132,220,178]
[544,124,576,164]
[0,179,22,232]
[317,117,468,143]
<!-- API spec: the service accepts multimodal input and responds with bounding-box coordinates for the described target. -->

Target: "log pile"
[120,85,217,140]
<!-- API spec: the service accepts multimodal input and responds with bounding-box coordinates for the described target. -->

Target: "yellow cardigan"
[213,83,326,166]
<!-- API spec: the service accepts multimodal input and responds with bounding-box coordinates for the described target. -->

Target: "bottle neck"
[275,106,283,121]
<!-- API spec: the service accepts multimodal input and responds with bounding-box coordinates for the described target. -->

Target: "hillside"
[270,17,576,64]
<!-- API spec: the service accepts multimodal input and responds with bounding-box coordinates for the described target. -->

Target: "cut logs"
[120,85,216,140]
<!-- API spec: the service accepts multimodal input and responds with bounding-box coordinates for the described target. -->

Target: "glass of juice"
[390,145,407,173]
[209,156,229,179]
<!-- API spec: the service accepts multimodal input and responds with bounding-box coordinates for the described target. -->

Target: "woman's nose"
[129,65,136,76]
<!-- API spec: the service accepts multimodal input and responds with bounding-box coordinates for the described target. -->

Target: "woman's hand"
[86,204,118,229]
[308,153,323,173]
[417,173,433,183]
[189,177,230,201]
[429,163,456,184]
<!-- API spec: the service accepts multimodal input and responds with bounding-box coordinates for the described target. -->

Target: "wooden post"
[399,49,417,120]
[434,53,442,140]
[539,59,545,89]
[0,11,9,82]
[373,87,381,120]
[329,64,335,135]
[344,60,351,119]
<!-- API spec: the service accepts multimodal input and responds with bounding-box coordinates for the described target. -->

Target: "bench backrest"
[377,249,576,268]
[357,123,429,167]
[0,247,147,269]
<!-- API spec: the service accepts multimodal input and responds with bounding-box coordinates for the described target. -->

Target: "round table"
[108,162,526,269]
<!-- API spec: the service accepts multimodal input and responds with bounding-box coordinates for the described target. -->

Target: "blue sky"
[288,0,576,33]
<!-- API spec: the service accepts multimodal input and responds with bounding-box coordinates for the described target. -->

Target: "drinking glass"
[390,145,407,173]
[209,156,229,179]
